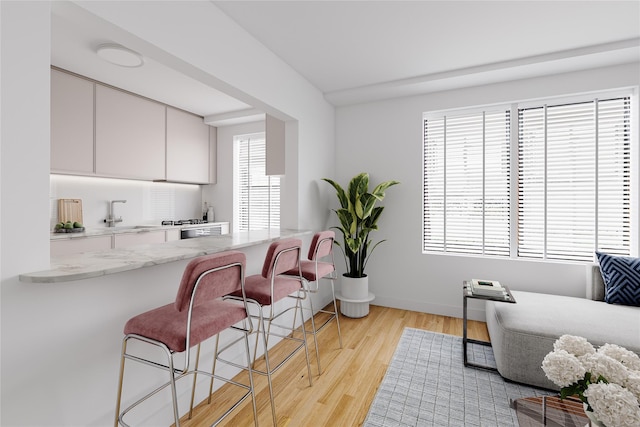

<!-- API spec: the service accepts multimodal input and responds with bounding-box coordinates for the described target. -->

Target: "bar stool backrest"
[174,251,246,312]
[308,230,335,261]
[261,238,302,279]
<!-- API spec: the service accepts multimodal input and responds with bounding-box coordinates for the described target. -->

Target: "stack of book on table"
[469,279,506,297]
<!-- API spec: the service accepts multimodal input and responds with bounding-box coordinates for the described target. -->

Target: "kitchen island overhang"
[20,229,311,283]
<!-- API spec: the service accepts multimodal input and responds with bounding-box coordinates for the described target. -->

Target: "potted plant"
[323,173,399,317]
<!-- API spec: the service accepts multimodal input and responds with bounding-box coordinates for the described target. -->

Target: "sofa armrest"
[587,263,605,301]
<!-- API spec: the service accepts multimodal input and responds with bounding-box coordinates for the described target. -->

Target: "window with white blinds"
[234,133,280,231]
[518,97,631,261]
[423,95,632,262]
[423,110,511,256]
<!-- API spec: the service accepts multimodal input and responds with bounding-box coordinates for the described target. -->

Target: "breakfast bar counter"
[20,228,311,283]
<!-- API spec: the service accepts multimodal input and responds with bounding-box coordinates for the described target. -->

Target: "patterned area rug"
[364,328,551,427]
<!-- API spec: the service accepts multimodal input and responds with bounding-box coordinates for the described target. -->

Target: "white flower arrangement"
[542,335,640,427]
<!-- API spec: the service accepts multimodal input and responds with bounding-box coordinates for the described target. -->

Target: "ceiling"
[51,1,640,121]
[50,3,252,120]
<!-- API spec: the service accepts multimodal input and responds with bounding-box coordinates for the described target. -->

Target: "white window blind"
[598,98,631,256]
[423,94,632,262]
[423,110,511,256]
[518,97,631,261]
[235,134,280,231]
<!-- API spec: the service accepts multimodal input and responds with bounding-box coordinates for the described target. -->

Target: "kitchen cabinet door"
[113,230,166,248]
[51,235,112,257]
[165,229,181,241]
[209,126,217,184]
[166,107,211,183]
[266,114,285,175]
[214,222,230,235]
[51,69,94,174]
[95,85,166,180]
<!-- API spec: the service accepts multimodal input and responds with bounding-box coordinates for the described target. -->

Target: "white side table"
[336,292,375,318]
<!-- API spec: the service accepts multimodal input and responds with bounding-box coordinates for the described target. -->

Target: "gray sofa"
[486,265,640,390]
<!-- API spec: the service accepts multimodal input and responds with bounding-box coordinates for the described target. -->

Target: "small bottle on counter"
[207,206,215,222]
[203,202,208,221]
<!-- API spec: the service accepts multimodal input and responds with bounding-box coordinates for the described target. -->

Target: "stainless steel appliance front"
[180,224,223,239]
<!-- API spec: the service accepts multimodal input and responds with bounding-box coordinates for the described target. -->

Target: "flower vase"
[583,403,606,427]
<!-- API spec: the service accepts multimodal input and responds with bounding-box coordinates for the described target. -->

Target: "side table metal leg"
[463,293,468,366]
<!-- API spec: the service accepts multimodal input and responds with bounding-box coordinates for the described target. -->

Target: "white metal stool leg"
[188,343,202,418]
[329,277,343,348]
[297,297,315,384]
[298,274,343,375]
[259,311,278,427]
[303,291,323,373]
[114,339,128,427]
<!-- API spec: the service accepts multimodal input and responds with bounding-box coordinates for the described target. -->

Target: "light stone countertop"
[49,222,230,240]
[22,228,311,283]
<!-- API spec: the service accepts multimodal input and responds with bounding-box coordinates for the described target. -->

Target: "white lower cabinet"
[218,222,230,235]
[51,235,112,257]
[165,229,181,242]
[51,229,180,257]
[113,230,166,248]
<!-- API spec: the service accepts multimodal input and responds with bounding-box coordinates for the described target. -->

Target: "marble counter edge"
[21,229,312,283]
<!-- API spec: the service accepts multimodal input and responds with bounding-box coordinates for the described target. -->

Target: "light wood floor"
[180,304,490,427]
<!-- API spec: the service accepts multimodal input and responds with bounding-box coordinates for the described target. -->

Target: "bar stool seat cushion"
[286,260,334,282]
[124,300,247,353]
[229,275,302,306]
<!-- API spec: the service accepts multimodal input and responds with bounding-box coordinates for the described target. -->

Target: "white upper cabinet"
[166,106,211,184]
[266,114,285,175]
[51,69,95,174]
[51,70,214,184]
[95,85,166,180]
[209,125,217,184]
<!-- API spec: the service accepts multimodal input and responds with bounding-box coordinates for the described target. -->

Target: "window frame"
[233,132,280,233]
[422,88,639,263]
[422,106,513,256]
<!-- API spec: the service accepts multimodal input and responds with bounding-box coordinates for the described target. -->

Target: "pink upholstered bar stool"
[224,238,313,427]
[114,251,257,427]
[285,230,342,374]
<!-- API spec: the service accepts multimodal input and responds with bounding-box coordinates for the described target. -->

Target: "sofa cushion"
[596,251,640,306]
[486,290,640,390]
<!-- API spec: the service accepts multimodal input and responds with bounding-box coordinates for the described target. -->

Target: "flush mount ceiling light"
[96,44,144,68]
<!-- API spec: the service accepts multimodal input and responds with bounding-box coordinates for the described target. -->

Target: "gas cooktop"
[161,219,208,226]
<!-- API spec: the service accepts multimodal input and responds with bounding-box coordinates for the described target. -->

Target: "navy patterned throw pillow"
[595,251,640,306]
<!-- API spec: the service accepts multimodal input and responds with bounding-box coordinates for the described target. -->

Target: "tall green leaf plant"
[323,173,399,278]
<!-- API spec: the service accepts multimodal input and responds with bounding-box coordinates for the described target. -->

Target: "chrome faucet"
[105,200,127,227]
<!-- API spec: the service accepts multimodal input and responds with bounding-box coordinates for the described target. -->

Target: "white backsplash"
[50,175,202,230]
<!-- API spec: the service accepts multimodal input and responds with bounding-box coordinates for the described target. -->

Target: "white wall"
[1,0,54,422]
[335,62,640,321]
[0,1,335,425]
[50,175,202,229]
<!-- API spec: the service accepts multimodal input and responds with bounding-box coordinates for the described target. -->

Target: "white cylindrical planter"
[341,275,369,300]
[337,275,375,318]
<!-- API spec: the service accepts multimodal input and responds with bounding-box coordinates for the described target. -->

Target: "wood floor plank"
[180,304,490,427]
